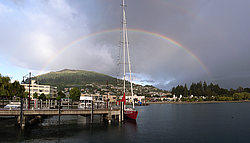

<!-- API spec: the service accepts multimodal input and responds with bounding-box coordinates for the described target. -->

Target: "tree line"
[0,74,25,100]
[171,81,250,101]
[0,74,83,104]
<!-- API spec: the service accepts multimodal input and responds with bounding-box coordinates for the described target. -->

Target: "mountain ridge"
[36,69,117,90]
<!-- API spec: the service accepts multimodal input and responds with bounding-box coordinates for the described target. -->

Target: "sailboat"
[118,0,138,120]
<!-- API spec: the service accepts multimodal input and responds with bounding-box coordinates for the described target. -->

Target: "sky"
[0,0,250,90]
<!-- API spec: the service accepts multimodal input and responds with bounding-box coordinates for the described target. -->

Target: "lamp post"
[22,72,32,109]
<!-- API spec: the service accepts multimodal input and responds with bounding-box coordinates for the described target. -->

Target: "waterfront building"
[81,93,117,103]
[124,94,145,103]
[164,94,177,101]
[21,80,57,99]
[103,94,117,103]
[81,93,101,101]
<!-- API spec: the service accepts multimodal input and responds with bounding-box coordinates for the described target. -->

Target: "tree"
[237,86,244,93]
[196,81,203,96]
[56,91,66,101]
[9,80,25,99]
[58,91,66,98]
[184,84,188,97]
[171,87,176,95]
[203,81,208,96]
[229,88,235,96]
[244,88,250,93]
[56,96,61,101]
[189,83,195,96]
[39,93,46,100]
[33,92,38,99]
[234,92,250,100]
[0,75,11,100]
[69,87,81,101]
[17,84,25,98]
[24,92,29,98]
[46,95,51,100]
[10,81,19,99]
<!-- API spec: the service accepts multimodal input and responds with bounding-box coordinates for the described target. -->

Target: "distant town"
[21,79,250,105]
[1,73,250,108]
[21,79,172,105]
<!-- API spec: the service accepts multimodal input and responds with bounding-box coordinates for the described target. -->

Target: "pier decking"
[0,106,124,128]
[0,109,120,116]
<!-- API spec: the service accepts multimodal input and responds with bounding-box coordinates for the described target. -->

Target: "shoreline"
[147,100,250,104]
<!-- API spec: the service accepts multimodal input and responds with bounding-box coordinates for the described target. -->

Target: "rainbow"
[39,28,209,75]
[156,0,199,20]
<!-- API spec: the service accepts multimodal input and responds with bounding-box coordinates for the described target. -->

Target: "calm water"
[1,102,250,143]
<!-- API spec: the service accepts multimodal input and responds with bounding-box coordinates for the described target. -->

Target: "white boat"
[118,0,138,120]
[4,102,21,109]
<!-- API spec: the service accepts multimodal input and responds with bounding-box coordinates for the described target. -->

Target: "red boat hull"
[124,110,138,120]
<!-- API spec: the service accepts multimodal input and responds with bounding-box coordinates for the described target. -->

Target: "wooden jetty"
[0,105,124,128]
[0,109,120,116]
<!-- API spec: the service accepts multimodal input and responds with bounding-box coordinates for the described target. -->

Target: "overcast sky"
[0,0,250,90]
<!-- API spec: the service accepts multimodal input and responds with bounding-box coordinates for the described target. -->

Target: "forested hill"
[36,69,117,90]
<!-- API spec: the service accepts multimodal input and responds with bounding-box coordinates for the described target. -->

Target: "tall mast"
[122,0,126,94]
[122,0,135,108]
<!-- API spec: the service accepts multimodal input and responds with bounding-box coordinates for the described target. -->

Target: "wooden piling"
[25,99,28,109]
[18,115,25,128]
[20,97,24,128]
[121,102,124,121]
[58,100,61,125]
[91,100,93,123]
[48,100,50,109]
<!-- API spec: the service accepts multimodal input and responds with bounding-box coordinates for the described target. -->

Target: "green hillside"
[36,69,117,90]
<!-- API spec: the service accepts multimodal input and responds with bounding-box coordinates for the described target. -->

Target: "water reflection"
[2,103,250,143]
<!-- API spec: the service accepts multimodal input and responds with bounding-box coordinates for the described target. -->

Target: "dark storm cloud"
[0,0,250,89]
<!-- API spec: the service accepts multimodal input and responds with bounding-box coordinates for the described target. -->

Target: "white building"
[21,80,57,99]
[81,93,117,103]
[125,95,145,103]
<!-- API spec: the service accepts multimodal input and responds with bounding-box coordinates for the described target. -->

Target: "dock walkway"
[0,109,120,116]
[0,107,123,128]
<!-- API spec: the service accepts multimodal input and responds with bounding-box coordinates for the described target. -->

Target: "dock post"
[20,97,24,128]
[48,100,50,109]
[85,100,86,109]
[58,99,61,125]
[40,99,42,109]
[18,115,25,128]
[121,102,124,121]
[119,113,121,122]
[53,100,56,108]
[119,102,122,122]
[68,97,69,109]
[25,99,28,109]
[91,100,93,123]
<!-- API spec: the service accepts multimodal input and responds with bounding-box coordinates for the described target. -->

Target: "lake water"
[1,102,250,143]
